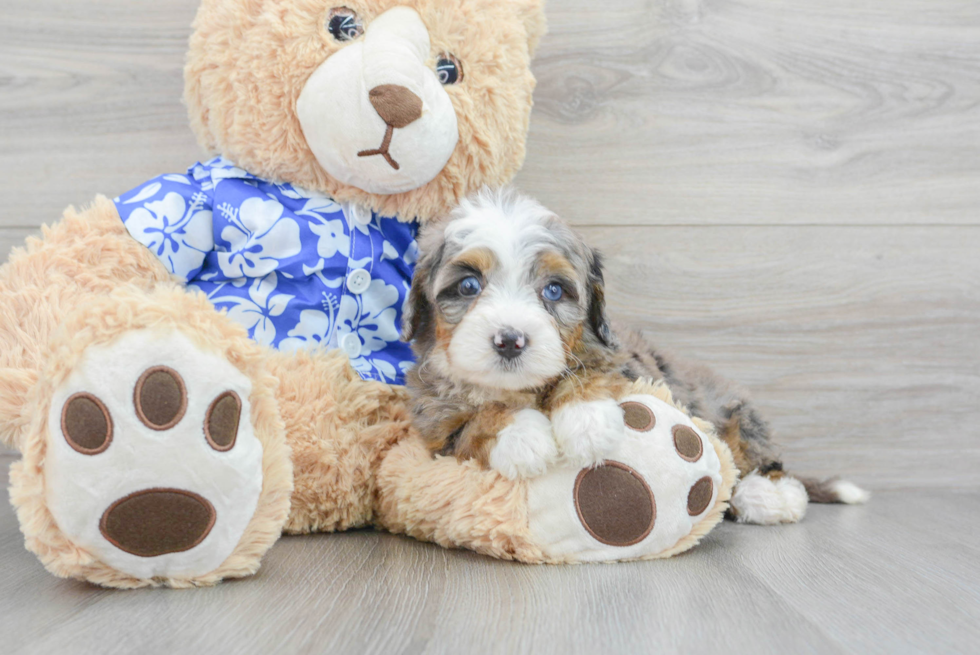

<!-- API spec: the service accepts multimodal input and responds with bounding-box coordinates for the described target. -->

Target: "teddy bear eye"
[327,8,363,42]
[436,55,463,85]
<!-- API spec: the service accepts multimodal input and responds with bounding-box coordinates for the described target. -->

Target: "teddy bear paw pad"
[527,394,724,563]
[44,330,263,580]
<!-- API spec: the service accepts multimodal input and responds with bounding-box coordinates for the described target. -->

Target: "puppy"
[403,188,631,479]
[404,189,868,523]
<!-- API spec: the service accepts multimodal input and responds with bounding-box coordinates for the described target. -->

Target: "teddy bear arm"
[0,196,176,450]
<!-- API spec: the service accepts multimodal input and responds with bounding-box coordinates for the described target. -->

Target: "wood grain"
[518,0,980,225]
[0,461,977,655]
[587,224,980,489]
[1,0,979,650]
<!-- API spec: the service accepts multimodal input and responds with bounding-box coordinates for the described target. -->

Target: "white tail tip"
[831,480,870,505]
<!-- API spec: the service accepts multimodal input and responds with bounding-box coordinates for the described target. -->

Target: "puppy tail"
[798,476,870,505]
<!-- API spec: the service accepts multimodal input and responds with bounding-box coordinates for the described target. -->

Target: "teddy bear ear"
[509,0,548,57]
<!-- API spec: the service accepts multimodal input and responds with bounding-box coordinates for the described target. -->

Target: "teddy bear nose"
[368,84,423,129]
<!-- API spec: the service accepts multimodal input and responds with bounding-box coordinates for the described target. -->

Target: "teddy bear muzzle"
[297,6,459,196]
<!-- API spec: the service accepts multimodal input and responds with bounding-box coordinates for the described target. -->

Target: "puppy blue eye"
[458,276,482,297]
[542,283,564,302]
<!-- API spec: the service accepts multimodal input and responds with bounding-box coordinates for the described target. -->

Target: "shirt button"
[350,204,373,226]
[346,269,371,295]
[341,332,362,359]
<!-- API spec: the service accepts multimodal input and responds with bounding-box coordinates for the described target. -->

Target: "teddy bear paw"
[489,408,558,480]
[44,329,264,580]
[526,395,728,562]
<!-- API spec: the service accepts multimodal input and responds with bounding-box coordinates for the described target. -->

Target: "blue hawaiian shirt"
[113,157,419,385]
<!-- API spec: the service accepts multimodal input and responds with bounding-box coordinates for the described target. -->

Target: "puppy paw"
[730,473,808,525]
[551,399,625,468]
[489,409,558,480]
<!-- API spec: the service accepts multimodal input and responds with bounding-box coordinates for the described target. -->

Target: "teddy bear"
[0,0,736,588]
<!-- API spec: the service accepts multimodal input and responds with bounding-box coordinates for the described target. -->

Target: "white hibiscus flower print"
[310,218,350,260]
[335,279,401,356]
[216,197,302,278]
[124,191,214,281]
[349,357,398,383]
[279,308,334,352]
[212,272,293,346]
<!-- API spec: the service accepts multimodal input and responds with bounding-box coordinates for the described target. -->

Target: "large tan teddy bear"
[0,0,736,588]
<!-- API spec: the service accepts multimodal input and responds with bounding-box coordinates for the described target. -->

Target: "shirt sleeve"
[113,170,216,283]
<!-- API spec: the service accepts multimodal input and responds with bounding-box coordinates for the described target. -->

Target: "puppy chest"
[114,157,420,384]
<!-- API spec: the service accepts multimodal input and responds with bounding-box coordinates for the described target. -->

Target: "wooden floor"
[1,0,979,653]
[0,462,977,654]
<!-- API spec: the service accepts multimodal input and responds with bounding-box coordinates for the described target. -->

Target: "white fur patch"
[551,399,625,467]
[730,473,808,525]
[832,480,871,505]
[45,330,262,580]
[489,408,558,480]
[438,192,573,390]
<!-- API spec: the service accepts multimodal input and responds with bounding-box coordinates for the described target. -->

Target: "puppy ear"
[401,241,444,342]
[587,248,614,347]
[401,267,430,343]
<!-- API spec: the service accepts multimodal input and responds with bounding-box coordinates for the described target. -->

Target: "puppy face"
[405,189,612,391]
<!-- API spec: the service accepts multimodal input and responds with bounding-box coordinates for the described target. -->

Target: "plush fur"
[0,0,552,587]
[8,285,294,588]
[0,0,740,587]
[186,0,547,223]
[377,377,737,564]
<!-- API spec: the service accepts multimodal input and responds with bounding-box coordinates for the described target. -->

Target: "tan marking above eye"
[451,247,497,276]
[134,366,188,431]
[673,425,704,462]
[688,477,714,516]
[574,461,656,547]
[535,250,577,279]
[620,401,656,432]
[205,391,242,452]
[62,393,113,455]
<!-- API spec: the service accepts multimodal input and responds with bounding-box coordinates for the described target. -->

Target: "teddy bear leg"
[264,348,414,535]
[8,286,292,588]
[375,379,738,564]
[0,196,176,450]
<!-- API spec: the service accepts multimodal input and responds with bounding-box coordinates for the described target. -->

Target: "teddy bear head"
[185,0,546,222]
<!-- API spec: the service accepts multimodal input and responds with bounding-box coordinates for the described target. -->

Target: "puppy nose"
[368,84,423,128]
[493,328,526,360]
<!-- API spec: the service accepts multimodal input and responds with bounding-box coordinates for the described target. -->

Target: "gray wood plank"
[587,224,980,490]
[1,0,978,227]
[0,0,202,224]
[518,0,980,226]
[1,463,977,655]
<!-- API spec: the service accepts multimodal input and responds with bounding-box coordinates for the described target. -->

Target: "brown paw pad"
[687,477,714,516]
[205,391,242,452]
[100,488,216,557]
[620,401,656,432]
[574,462,656,547]
[673,425,703,462]
[134,366,188,430]
[62,393,113,455]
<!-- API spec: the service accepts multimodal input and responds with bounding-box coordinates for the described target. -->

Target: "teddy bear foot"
[9,288,293,588]
[42,329,264,581]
